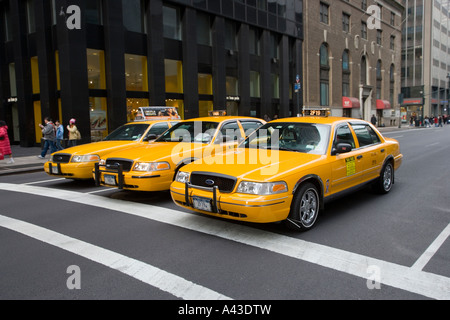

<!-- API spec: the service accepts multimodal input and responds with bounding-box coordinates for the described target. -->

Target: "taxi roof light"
[303,107,331,117]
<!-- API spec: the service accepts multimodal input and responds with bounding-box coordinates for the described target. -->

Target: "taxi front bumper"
[44,162,96,180]
[93,163,173,191]
[170,181,293,224]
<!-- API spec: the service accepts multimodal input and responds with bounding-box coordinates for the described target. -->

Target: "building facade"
[401,0,450,122]
[303,0,404,125]
[0,0,303,147]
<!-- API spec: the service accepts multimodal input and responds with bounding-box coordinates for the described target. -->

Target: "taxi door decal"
[346,156,356,176]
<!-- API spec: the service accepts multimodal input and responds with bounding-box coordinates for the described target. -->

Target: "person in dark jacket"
[0,120,14,164]
[38,117,57,159]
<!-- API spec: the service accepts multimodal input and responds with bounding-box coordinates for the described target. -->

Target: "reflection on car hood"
[183,148,325,182]
[54,141,142,156]
[101,142,209,164]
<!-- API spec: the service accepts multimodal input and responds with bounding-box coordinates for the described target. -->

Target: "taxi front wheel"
[285,183,320,231]
[374,162,394,194]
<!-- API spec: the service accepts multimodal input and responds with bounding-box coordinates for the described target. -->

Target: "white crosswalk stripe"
[0,183,449,300]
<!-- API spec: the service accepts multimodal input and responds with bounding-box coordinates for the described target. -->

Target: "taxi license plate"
[192,197,212,212]
[104,174,117,186]
[51,165,60,175]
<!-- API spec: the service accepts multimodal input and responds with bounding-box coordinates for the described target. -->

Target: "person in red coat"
[0,120,14,164]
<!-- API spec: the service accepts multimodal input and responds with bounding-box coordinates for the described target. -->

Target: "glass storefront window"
[125,54,148,92]
[197,13,212,46]
[165,59,183,93]
[127,98,149,122]
[272,74,279,99]
[122,0,146,33]
[226,76,239,96]
[163,5,181,40]
[34,101,42,144]
[26,0,36,34]
[87,49,106,89]
[90,97,108,142]
[250,71,260,97]
[199,101,213,117]
[31,57,40,94]
[198,73,213,95]
[86,0,103,25]
[166,99,185,120]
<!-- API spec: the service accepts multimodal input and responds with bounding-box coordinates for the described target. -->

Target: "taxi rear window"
[104,124,150,141]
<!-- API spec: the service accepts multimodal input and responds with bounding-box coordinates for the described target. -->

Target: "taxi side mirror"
[332,143,353,155]
[144,134,158,142]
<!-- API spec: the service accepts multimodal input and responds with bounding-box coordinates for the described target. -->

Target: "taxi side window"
[146,123,169,137]
[240,121,264,137]
[218,121,242,143]
[351,124,381,147]
[334,125,356,149]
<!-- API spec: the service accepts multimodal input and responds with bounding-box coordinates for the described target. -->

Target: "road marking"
[24,178,66,185]
[426,142,440,148]
[0,214,232,301]
[87,188,114,194]
[1,183,450,300]
[412,224,450,271]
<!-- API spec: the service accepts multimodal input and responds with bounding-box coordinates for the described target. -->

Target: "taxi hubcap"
[383,165,393,191]
[300,189,318,225]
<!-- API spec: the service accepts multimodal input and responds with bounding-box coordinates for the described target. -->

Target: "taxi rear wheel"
[285,183,320,231]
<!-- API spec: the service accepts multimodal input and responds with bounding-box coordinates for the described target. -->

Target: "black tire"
[374,162,394,194]
[285,182,320,231]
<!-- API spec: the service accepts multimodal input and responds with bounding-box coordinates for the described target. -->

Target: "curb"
[0,165,44,177]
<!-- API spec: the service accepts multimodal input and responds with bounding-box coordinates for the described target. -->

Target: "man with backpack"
[38,117,57,159]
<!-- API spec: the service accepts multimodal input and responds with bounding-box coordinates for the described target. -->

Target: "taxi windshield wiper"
[277,147,302,152]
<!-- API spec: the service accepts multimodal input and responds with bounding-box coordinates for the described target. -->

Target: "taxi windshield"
[103,124,150,141]
[155,121,220,143]
[243,122,331,155]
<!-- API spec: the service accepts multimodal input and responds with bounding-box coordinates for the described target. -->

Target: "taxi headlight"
[236,181,288,195]
[133,162,170,172]
[99,159,106,166]
[71,155,100,163]
[175,171,191,184]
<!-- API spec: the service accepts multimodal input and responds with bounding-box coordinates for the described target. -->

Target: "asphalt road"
[0,125,449,304]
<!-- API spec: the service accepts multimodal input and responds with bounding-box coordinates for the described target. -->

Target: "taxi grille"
[105,159,134,172]
[190,172,237,193]
[52,154,72,164]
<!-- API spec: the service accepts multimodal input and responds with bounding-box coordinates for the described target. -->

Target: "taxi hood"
[102,142,208,164]
[56,141,141,156]
[184,148,325,182]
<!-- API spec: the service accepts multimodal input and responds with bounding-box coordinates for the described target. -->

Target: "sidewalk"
[0,145,46,176]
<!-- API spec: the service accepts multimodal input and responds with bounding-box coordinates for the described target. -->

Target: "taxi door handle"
[357,155,363,160]
[381,149,385,153]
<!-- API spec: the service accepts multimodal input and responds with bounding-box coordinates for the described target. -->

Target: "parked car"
[94,116,265,191]
[44,120,179,180]
[170,111,403,231]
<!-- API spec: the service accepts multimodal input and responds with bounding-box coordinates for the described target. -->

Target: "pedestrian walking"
[371,115,377,126]
[0,120,14,164]
[55,120,65,151]
[438,115,443,127]
[67,118,81,148]
[38,117,57,159]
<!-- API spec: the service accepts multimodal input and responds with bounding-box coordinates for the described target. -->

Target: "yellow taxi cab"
[170,108,403,231]
[44,120,179,180]
[94,116,266,191]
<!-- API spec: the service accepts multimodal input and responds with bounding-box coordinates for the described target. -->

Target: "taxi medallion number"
[192,197,212,212]
[346,157,356,176]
